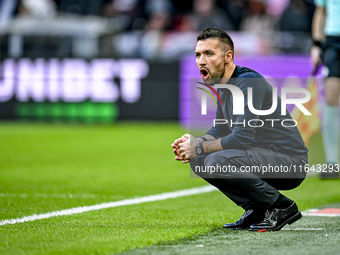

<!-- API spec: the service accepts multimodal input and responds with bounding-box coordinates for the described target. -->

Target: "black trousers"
[190,147,308,211]
[322,36,340,78]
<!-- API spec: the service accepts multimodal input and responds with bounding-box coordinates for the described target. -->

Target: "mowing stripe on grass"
[0,193,98,199]
[0,193,124,199]
[0,185,217,226]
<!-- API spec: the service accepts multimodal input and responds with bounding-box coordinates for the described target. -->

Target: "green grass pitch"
[0,122,339,254]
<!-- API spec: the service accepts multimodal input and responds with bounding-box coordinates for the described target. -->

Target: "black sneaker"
[248,202,302,232]
[320,164,339,179]
[223,209,264,230]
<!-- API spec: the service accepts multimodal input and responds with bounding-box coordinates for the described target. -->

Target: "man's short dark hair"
[197,27,234,56]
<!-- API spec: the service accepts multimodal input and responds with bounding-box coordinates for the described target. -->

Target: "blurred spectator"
[139,11,170,58]
[144,12,170,32]
[102,0,143,30]
[0,0,19,27]
[218,0,247,31]
[112,0,173,59]
[139,0,173,59]
[102,0,138,16]
[190,0,235,31]
[172,13,196,32]
[171,0,192,15]
[266,0,290,17]
[58,0,107,16]
[19,0,57,18]
[240,0,276,35]
[145,0,173,16]
[279,0,311,32]
[131,0,172,30]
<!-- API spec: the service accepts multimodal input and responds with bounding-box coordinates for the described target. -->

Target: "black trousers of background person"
[190,146,308,212]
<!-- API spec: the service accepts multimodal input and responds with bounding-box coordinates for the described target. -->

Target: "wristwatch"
[195,141,204,155]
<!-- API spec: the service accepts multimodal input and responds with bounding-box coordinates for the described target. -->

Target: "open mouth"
[200,69,209,79]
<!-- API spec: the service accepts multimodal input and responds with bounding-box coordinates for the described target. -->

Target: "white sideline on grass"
[302,209,340,217]
[0,185,217,226]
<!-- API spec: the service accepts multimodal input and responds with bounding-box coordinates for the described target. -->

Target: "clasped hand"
[171,134,199,164]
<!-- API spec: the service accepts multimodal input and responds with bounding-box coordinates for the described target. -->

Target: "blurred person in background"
[190,0,235,31]
[139,11,171,59]
[240,0,276,35]
[311,0,340,178]
[139,0,173,59]
[218,0,247,31]
[279,0,311,32]
[13,0,58,57]
[102,0,142,26]
[58,0,108,16]
[109,0,173,59]
[19,0,57,18]
[238,0,276,55]
[0,0,19,27]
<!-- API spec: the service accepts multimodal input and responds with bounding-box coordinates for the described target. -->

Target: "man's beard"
[203,63,225,85]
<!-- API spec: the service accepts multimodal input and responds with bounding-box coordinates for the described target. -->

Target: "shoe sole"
[249,211,302,232]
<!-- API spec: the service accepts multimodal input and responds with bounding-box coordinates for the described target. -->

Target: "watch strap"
[196,141,204,155]
[198,136,208,141]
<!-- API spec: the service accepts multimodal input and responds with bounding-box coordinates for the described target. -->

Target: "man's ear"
[225,50,233,63]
